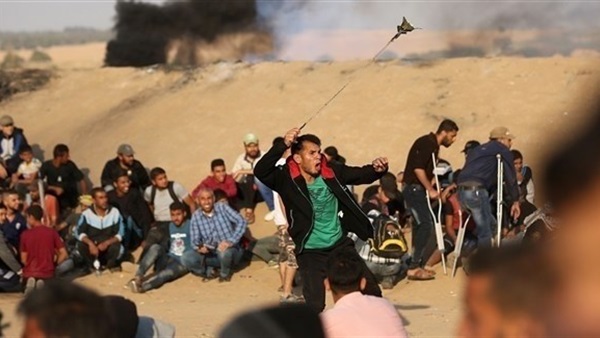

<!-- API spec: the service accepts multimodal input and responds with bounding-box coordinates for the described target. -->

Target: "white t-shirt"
[232,151,264,183]
[273,158,287,226]
[144,182,189,222]
[17,158,42,179]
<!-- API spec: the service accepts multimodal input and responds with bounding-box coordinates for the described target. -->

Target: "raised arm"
[254,128,298,189]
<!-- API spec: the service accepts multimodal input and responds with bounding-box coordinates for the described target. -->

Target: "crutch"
[451,209,471,278]
[496,154,504,247]
[37,174,46,212]
[426,153,447,275]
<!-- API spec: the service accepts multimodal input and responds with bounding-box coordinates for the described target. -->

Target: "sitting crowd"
[0,114,543,309]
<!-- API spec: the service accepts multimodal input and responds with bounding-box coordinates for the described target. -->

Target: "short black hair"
[272,136,284,146]
[511,149,523,161]
[53,144,69,159]
[169,201,187,213]
[0,202,6,210]
[326,247,364,294]
[213,188,227,202]
[436,119,459,134]
[291,134,321,155]
[113,170,129,183]
[19,144,33,154]
[150,167,166,180]
[17,280,116,338]
[211,159,226,171]
[90,187,105,199]
[26,204,44,221]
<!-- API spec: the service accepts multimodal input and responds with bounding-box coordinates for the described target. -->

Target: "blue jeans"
[403,184,434,269]
[458,188,495,248]
[181,245,244,278]
[136,244,188,291]
[255,177,274,211]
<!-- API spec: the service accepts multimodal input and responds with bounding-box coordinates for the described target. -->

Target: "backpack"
[149,181,191,219]
[368,215,408,259]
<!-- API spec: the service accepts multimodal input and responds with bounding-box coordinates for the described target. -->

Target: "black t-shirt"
[403,133,439,186]
[107,189,153,231]
[40,160,84,208]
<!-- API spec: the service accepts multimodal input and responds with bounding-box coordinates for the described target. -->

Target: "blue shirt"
[168,220,192,263]
[3,213,27,249]
[457,140,520,202]
[189,202,247,249]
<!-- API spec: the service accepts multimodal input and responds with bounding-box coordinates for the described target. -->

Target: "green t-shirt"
[304,176,343,249]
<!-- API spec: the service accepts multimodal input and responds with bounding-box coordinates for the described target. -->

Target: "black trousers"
[296,237,382,313]
[77,241,121,269]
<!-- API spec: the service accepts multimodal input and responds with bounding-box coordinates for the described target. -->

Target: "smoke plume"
[105,0,272,67]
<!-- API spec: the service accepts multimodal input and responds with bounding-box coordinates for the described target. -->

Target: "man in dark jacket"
[0,115,29,179]
[457,126,521,248]
[101,144,151,192]
[254,128,388,312]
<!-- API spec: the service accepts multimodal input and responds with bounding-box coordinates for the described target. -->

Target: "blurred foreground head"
[541,97,600,337]
[458,245,558,338]
[218,304,325,338]
[18,281,116,338]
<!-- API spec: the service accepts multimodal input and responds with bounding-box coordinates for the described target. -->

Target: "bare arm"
[78,179,88,195]
[415,169,436,194]
[20,251,28,266]
[184,195,196,214]
[444,214,457,243]
[56,247,68,265]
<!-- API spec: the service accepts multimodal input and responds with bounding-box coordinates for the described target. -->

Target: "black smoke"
[105,0,266,67]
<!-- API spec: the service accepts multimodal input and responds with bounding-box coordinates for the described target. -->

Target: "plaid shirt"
[189,202,247,249]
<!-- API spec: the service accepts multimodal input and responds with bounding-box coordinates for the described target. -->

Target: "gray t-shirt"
[144,182,188,222]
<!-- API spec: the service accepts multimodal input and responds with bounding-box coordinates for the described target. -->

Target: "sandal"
[423,266,437,275]
[407,268,435,281]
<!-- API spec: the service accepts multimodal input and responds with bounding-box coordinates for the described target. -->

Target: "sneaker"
[280,294,305,304]
[24,277,36,295]
[35,279,45,289]
[267,259,279,268]
[264,211,275,222]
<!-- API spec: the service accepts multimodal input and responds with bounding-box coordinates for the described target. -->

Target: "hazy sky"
[0,0,119,31]
[1,1,599,32]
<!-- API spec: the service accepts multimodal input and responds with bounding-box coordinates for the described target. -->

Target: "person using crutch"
[402,119,459,280]
[456,127,521,248]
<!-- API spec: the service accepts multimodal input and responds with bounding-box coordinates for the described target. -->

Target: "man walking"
[457,127,520,247]
[402,119,459,281]
[254,128,387,312]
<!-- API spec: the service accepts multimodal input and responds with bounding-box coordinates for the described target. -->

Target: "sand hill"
[1,42,600,337]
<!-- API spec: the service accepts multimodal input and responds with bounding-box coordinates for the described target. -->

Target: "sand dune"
[1,42,600,337]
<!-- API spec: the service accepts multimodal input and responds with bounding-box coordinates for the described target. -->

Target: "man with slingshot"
[254,128,389,312]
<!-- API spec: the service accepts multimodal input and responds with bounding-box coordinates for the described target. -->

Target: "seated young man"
[107,173,153,250]
[191,159,238,207]
[24,180,59,229]
[144,167,195,251]
[11,145,41,196]
[424,186,477,272]
[0,202,23,277]
[320,248,408,338]
[20,205,68,293]
[0,115,29,182]
[76,188,125,272]
[128,202,192,293]
[182,188,247,282]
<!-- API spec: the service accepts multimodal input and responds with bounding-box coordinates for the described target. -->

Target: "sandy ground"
[1,41,600,337]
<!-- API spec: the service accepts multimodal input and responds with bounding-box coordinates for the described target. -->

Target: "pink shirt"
[320,292,408,338]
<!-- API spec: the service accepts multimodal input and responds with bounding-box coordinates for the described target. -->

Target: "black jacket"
[254,140,384,253]
[101,158,151,190]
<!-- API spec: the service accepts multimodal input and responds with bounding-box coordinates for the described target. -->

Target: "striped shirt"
[189,202,247,249]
